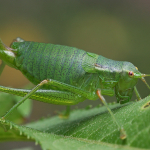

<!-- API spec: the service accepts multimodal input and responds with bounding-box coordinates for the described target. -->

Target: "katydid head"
[115,62,150,104]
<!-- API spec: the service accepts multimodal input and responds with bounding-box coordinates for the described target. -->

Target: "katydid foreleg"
[134,86,141,100]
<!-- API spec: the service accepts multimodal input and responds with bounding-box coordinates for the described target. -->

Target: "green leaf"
[0,96,150,150]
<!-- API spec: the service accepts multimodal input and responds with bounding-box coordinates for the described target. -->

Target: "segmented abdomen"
[14,41,86,86]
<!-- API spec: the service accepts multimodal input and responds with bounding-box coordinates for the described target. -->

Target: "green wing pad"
[82,52,98,73]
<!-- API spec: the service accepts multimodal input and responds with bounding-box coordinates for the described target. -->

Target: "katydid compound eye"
[128,71,134,77]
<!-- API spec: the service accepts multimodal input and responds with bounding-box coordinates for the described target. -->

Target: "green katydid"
[0,37,150,139]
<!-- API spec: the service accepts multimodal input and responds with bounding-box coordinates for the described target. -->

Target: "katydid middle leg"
[97,90,126,139]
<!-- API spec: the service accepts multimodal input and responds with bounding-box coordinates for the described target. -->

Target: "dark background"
[0,1,150,149]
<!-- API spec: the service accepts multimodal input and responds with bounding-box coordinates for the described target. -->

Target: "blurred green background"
[1,1,150,149]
